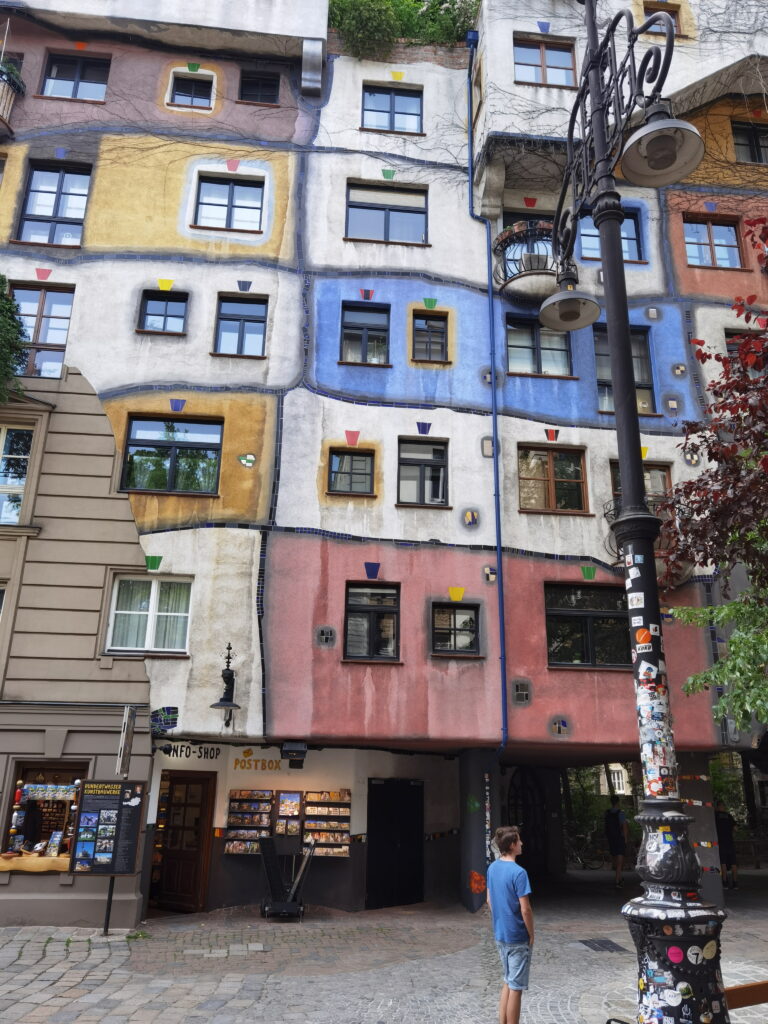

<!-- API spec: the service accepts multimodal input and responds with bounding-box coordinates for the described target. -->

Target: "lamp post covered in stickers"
[538,3,730,1023]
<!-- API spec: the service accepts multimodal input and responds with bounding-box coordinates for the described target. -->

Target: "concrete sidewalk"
[0,870,765,1023]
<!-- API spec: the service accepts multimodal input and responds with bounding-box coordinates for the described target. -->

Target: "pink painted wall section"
[264,534,718,753]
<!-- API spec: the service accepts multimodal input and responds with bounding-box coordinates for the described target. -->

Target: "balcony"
[0,64,25,138]
[603,495,694,585]
[492,221,559,303]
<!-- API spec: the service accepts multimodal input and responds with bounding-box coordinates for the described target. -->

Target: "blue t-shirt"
[487,858,532,944]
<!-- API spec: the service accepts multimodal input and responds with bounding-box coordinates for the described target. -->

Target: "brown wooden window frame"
[10,283,73,378]
[514,39,576,88]
[518,445,588,513]
[683,217,742,269]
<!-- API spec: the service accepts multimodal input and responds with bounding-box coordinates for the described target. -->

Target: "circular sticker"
[702,940,717,960]
[668,946,684,964]
[687,945,704,965]
[677,981,693,998]
[663,990,682,1006]
[662,925,673,936]
[636,627,652,644]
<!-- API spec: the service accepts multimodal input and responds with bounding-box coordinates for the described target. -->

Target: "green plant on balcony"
[330,0,480,58]
[0,60,25,95]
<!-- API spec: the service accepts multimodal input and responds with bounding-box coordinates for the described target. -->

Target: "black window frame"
[518,446,588,512]
[412,312,448,362]
[642,4,681,33]
[345,184,428,245]
[506,317,572,376]
[514,39,577,88]
[431,602,480,656]
[732,122,768,164]
[121,417,223,495]
[397,438,448,507]
[683,217,742,269]
[327,448,375,495]
[193,176,264,233]
[170,74,213,108]
[17,162,92,246]
[239,71,280,105]
[11,283,74,378]
[41,54,110,102]
[137,290,189,336]
[344,583,400,661]
[213,296,268,357]
[545,583,631,668]
[593,325,655,414]
[361,85,423,133]
[580,211,642,261]
[339,303,390,365]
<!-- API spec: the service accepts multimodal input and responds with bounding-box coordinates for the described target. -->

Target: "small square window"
[328,449,374,494]
[344,583,399,660]
[138,291,188,335]
[518,446,587,512]
[431,603,479,655]
[580,212,642,261]
[733,123,768,164]
[214,297,267,356]
[340,304,390,365]
[42,55,109,101]
[11,285,73,377]
[171,75,212,108]
[642,5,681,33]
[240,71,279,104]
[398,439,447,506]
[362,86,422,133]
[413,313,448,362]
[193,177,263,233]
[121,418,222,494]
[108,577,191,652]
[346,184,427,244]
[514,40,576,87]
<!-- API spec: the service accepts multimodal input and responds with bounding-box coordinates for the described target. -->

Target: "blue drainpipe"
[466,30,509,752]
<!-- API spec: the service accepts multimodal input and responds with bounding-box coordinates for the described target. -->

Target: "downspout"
[466,32,508,752]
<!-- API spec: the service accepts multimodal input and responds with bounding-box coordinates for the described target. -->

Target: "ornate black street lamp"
[210,643,240,727]
[541,4,729,1023]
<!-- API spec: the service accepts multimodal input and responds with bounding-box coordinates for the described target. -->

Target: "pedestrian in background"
[605,794,630,888]
[486,825,534,1024]
[714,800,739,890]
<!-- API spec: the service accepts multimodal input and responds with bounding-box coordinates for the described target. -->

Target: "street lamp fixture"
[542,3,728,1023]
[210,643,240,727]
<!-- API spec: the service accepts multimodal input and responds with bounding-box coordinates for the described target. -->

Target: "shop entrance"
[507,765,549,879]
[366,778,424,909]
[151,771,215,913]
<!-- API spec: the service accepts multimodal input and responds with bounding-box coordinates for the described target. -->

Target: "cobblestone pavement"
[0,871,766,1023]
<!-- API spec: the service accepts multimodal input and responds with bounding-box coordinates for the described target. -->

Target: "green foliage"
[329,0,480,57]
[709,753,746,825]
[0,276,25,402]
[673,590,768,730]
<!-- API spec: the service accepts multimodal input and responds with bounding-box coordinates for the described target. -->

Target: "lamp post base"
[622,801,729,1023]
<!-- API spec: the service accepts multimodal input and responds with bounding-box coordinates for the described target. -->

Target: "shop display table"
[0,855,69,872]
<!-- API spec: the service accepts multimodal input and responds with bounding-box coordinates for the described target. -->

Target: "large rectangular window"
[344,584,399,660]
[545,584,630,667]
[346,185,427,244]
[108,577,191,652]
[431,603,479,655]
[514,40,576,87]
[340,304,389,365]
[0,426,33,524]
[506,319,571,375]
[214,297,267,356]
[733,123,768,164]
[193,177,263,232]
[362,86,422,133]
[17,165,91,246]
[42,55,109,101]
[328,449,374,495]
[121,419,222,494]
[518,447,587,512]
[580,212,642,261]
[12,285,73,378]
[594,326,655,414]
[397,440,447,506]
[684,218,741,268]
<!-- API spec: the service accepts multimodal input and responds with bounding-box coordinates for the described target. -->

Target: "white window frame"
[164,67,217,115]
[609,768,626,795]
[107,576,192,653]
[0,424,34,525]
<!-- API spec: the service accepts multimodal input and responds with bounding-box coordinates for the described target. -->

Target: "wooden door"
[157,771,214,912]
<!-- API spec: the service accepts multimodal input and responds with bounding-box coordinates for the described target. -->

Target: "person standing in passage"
[605,794,630,888]
[487,826,534,1024]
[714,800,738,890]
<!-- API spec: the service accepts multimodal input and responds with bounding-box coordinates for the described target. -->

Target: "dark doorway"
[366,777,424,909]
[507,766,548,879]
[151,771,215,913]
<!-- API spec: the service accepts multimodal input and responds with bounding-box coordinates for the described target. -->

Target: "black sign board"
[70,780,144,875]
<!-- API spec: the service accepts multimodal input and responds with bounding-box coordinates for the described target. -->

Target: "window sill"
[235,99,281,108]
[167,102,213,111]
[598,409,663,418]
[547,663,633,672]
[325,491,377,498]
[106,651,191,659]
[519,508,594,516]
[359,127,426,138]
[33,93,106,105]
[9,240,82,249]
[121,489,220,498]
[412,359,452,366]
[337,361,393,368]
[514,79,578,91]
[395,503,452,510]
[135,329,187,338]
[189,224,263,235]
[343,237,431,248]
[0,524,41,538]
[341,659,403,665]
[582,257,649,266]
[685,264,748,272]
[210,351,267,360]
[508,372,578,380]
[431,652,484,659]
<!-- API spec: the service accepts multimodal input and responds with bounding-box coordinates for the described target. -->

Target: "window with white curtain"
[107,577,191,652]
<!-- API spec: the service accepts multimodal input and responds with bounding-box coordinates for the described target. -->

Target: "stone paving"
[0,870,766,1023]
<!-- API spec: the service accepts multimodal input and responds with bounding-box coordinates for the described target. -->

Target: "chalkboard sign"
[70,781,144,875]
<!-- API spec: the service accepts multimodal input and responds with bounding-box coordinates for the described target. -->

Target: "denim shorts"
[496,940,531,991]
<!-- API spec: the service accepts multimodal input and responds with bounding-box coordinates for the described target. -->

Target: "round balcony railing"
[491,221,558,298]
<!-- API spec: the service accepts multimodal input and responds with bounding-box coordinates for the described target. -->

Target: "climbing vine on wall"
[329,0,480,59]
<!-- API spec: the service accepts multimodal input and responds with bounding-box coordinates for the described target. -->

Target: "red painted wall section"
[265,534,718,754]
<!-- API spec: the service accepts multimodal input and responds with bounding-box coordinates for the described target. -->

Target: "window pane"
[593,616,631,664]
[115,579,152,612]
[347,206,386,240]
[372,612,396,656]
[345,612,369,657]
[0,493,22,524]
[546,585,626,611]
[216,321,240,354]
[400,442,443,462]
[348,587,398,606]
[343,308,388,329]
[364,89,390,111]
[241,321,265,356]
[425,465,446,503]
[580,217,601,258]
[129,421,221,444]
[341,330,363,362]
[554,480,583,510]
[515,63,542,84]
[545,47,573,68]
[44,60,78,97]
[220,299,266,318]
[507,324,535,373]
[157,580,190,614]
[32,349,64,378]
[363,108,390,130]
[393,111,420,133]
[124,447,171,489]
[398,463,420,503]
[514,44,541,64]
[519,450,548,478]
[389,209,426,243]
[52,222,83,245]
[111,610,148,648]
[546,66,575,87]
[540,329,570,374]
[174,449,219,492]
[547,615,588,663]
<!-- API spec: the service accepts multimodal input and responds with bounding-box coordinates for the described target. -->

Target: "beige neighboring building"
[0,369,151,927]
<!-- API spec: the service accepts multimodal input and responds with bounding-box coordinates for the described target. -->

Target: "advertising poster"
[70,781,144,875]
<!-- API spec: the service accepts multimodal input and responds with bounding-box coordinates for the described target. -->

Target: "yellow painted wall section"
[0,143,29,242]
[685,98,768,188]
[104,391,277,533]
[86,135,294,259]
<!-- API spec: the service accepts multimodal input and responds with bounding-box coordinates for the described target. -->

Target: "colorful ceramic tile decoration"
[187,62,201,72]
[54,147,67,159]
[359,289,374,300]
[237,280,252,291]
[551,718,569,735]
[145,555,163,571]
[364,561,380,580]
[581,565,597,580]
[150,707,179,733]
[169,398,186,412]
[484,566,497,582]
[545,428,559,441]
[463,509,479,527]
[74,41,87,49]
[157,279,174,291]
[381,168,396,180]
[422,298,437,309]
[466,794,480,812]
[673,363,686,375]
[448,586,465,601]
[523,196,537,207]
[704,201,717,212]
[238,453,256,467]
[416,421,431,434]
[641,446,649,459]
[537,20,550,32]
[35,268,52,280]
[683,450,700,466]
[345,430,360,446]
[390,71,405,81]
[227,158,240,172]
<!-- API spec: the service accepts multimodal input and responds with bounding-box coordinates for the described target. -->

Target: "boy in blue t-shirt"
[487,826,534,1024]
